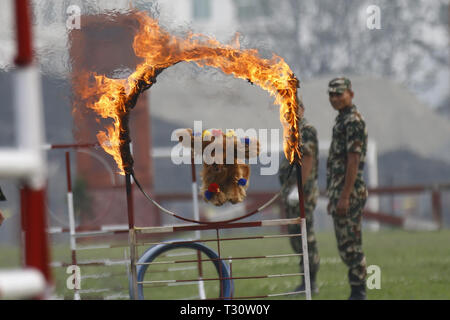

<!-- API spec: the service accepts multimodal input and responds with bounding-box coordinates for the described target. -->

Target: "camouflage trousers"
[283,200,320,276]
[329,197,367,286]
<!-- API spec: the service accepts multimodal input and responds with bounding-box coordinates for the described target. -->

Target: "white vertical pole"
[66,191,80,300]
[301,218,311,300]
[192,168,206,299]
[14,0,51,297]
[13,66,47,188]
[192,182,201,235]
[65,151,80,300]
[367,140,379,211]
[366,140,380,231]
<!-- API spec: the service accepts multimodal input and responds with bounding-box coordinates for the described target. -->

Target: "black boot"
[295,273,319,295]
[348,284,366,300]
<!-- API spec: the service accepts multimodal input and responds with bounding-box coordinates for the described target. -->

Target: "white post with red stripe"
[3,0,51,298]
[65,152,80,300]
[300,218,311,300]
[190,153,206,299]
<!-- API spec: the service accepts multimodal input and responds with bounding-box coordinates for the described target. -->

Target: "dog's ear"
[249,138,260,157]
[173,128,194,148]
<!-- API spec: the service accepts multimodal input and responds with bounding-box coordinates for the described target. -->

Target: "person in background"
[326,77,368,300]
[279,102,320,295]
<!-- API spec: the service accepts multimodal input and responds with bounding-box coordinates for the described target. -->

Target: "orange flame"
[80,12,302,175]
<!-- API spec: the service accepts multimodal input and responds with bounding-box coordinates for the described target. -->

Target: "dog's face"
[202,163,231,185]
[174,128,260,162]
[208,163,227,174]
[175,128,259,206]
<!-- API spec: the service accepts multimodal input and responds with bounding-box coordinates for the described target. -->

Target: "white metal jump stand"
[125,147,312,300]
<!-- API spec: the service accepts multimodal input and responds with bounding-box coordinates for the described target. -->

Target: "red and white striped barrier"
[135,217,301,234]
[0,0,51,299]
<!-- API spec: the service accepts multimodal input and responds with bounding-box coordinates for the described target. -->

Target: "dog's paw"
[228,185,246,204]
[210,191,227,206]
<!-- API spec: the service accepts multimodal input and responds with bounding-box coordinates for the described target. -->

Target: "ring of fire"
[78,11,303,175]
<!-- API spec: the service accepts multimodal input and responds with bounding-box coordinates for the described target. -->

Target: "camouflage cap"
[328,77,352,94]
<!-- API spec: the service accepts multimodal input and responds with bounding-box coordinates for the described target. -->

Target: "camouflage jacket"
[326,104,368,201]
[279,118,319,207]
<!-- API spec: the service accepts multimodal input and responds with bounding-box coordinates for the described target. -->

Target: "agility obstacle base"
[44,143,312,300]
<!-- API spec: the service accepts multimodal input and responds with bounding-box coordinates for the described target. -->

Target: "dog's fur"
[175,128,260,206]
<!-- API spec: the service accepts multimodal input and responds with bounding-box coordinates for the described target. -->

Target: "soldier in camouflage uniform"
[279,104,320,294]
[326,77,368,300]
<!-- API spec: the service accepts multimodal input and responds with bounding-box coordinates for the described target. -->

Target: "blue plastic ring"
[130,241,234,300]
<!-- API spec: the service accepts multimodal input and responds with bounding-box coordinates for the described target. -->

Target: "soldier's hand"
[336,196,350,216]
[0,210,4,226]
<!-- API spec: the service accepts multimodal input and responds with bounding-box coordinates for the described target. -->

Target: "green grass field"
[312,229,450,300]
[1,228,449,300]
